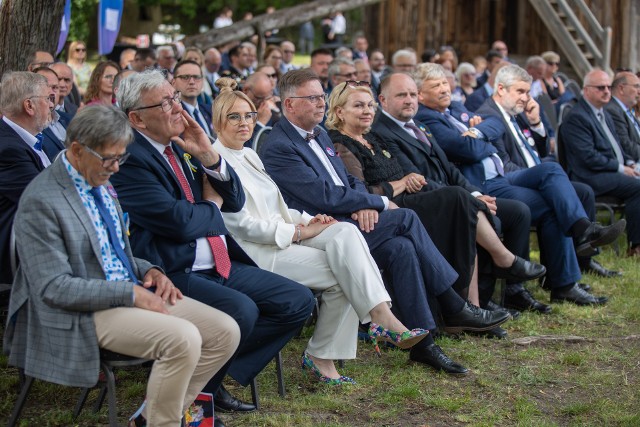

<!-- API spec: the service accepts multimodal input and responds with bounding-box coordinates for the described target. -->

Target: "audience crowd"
[1,21,638,427]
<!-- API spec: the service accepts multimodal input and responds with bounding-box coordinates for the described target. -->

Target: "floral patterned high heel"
[367,323,429,356]
[301,352,356,385]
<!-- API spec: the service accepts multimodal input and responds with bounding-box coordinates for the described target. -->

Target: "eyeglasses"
[269,56,283,60]
[130,92,181,113]
[546,61,560,66]
[337,80,371,98]
[29,94,56,104]
[175,74,203,81]
[248,88,273,103]
[586,85,612,92]
[83,144,131,168]
[227,112,258,125]
[336,72,358,79]
[283,50,295,54]
[75,48,86,52]
[288,94,328,104]
[622,83,640,89]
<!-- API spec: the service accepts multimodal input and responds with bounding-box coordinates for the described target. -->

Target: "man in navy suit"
[111,70,315,417]
[50,62,79,116]
[0,72,55,284]
[560,69,640,257]
[415,64,622,306]
[262,69,510,375]
[34,67,73,162]
[604,71,640,162]
[172,60,215,139]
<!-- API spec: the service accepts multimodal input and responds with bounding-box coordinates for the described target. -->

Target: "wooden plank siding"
[363,0,638,74]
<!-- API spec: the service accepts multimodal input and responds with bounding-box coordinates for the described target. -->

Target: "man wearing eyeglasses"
[171,60,214,138]
[26,50,54,72]
[279,41,298,74]
[327,58,358,94]
[605,71,640,162]
[560,69,640,257]
[242,71,280,145]
[0,71,55,284]
[111,69,314,422]
[34,67,73,162]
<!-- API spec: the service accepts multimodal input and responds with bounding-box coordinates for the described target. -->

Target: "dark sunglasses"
[337,80,371,98]
[586,85,612,92]
[546,61,560,66]
[75,48,86,52]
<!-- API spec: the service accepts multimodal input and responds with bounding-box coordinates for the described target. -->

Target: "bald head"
[243,71,274,105]
[612,71,640,109]
[204,47,222,74]
[583,69,612,109]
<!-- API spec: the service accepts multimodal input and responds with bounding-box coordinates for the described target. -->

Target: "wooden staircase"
[528,0,612,81]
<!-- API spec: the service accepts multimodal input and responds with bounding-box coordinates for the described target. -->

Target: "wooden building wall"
[364,0,638,75]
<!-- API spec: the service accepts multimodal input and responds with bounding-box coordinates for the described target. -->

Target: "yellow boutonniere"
[183,153,197,179]
[382,150,392,158]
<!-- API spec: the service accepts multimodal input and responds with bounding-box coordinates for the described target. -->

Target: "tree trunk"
[0,0,66,77]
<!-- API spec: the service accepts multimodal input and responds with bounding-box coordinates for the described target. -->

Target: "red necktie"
[164,145,231,278]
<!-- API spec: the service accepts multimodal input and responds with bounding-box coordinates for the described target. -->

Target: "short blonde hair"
[325,82,377,131]
[541,51,560,64]
[212,77,256,131]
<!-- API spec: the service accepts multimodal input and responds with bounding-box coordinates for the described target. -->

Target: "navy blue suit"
[371,111,532,304]
[0,120,46,284]
[41,110,72,162]
[560,98,640,244]
[464,84,491,112]
[110,130,314,392]
[604,98,640,162]
[262,118,458,332]
[437,98,584,287]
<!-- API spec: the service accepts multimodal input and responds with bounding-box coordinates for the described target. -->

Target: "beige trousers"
[94,296,240,427]
[272,222,390,360]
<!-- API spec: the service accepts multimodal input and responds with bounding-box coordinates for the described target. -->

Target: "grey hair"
[391,49,416,66]
[525,55,546,69]
[494,64,532,92]
[455,62,477,88]
[65,105,133,150]
[156,45,174,56]
[117,69,168,113]
[414,62,446,86]
[0,72,48,118]
[328,57,355,80]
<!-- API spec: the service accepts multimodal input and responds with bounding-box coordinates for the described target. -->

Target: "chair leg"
[101,362,119,427]
[275,352,285,398]
[73,387,92,419]
[250,377,260,410]
[93,383,107,413]
[7,375,34,427]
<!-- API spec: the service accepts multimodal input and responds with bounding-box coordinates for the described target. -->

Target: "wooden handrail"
[556,0,602,62]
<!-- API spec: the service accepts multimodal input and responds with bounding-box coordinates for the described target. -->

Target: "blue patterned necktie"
[192,108,211,136]
[626,109,640,137]
[34,133,44,151]
[510,116,540,165]
[90,187,139,283]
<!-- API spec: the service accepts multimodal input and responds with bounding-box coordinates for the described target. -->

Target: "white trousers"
[94,296,240,427]
[271,222,390,359]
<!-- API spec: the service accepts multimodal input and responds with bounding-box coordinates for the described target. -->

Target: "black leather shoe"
[409,344,468,375]
[214,414,226,427]
[574,219,626,257]
[442,302,510,334]
[579,282,592,292]
[581,259,622,278]
[493,256,547,282]
[504,289,552,314]
[485,300,521,320]
[470,326,508,339]
[550,283,608,306]
[214,385,256,413]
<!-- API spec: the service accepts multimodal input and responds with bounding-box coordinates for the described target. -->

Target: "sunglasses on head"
[337,80,371,98]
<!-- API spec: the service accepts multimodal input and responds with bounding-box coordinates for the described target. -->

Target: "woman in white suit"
[210,78,427,384]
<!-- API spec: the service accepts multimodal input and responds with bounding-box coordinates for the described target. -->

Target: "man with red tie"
[110,69,314,423]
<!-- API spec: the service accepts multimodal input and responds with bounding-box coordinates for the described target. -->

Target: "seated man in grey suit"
[560,69,640,257]
[3,105,240,427]
[604,71,640,162]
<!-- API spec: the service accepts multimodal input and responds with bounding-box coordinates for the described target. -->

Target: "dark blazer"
[182,101,214,136]
[559,98,632,193]
[465,85,491,112]
[370,112,480,193]
[0,120,46,284]
[109,130,254,276]
[62,98,79,116]
[476,97,550,171]
[415,102,504,186]
[41,110,72,162]
[261,118,385,217]
[604,98,640,162]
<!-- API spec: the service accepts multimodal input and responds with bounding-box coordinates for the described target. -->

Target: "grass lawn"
[2,237,639,426]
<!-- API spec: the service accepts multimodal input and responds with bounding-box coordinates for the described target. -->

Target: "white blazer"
[213,140,313,271]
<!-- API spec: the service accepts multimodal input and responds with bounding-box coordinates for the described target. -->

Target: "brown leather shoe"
[627,245,640,257]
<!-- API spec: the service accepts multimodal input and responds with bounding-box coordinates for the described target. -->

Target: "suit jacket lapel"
[51,158,105,267]
[380,113,430,157]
